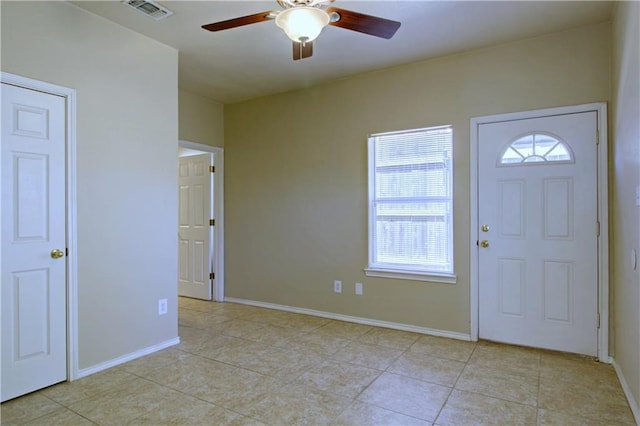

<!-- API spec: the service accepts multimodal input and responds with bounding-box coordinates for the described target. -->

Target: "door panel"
[478,111,598,356]
[498,258,525,316]
[498,180,525,238]
[14,269,50,359]
[543,260,572,322]
[543,178,573,239]
[178,153,213,300]
[2,83,67,401]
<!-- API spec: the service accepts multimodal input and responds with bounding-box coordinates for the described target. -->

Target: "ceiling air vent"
[122,0,174,21]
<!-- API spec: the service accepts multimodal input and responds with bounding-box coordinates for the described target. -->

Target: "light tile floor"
[2,297,636,425]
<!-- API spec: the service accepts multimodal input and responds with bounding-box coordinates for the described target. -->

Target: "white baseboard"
[612,357,640,425]
[75,337,180,380]
[224,297,471,341]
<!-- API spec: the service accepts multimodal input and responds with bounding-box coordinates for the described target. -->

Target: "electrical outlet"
[158,298,168,315]
[334,280,342,294]
[355,282,363,295]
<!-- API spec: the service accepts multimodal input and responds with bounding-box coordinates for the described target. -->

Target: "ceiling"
[72,1,613,104]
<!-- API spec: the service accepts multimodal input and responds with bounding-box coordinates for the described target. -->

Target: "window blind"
[368,125,453,274]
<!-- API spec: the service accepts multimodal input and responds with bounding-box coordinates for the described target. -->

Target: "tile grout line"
[349,332,414,401]
[535,350,541,425]
[431,340,480,424]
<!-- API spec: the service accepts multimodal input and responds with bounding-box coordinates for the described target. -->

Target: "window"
[366,125,455,283]
[500,133,573,165]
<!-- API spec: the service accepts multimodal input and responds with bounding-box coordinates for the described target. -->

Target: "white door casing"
[178,153,214,300]
[1,83,67,401]
[471,104,609,360]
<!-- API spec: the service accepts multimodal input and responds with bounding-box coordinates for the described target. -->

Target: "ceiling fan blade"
[326,7,401,39]
[293,41,313,61]
[202,11,274,32]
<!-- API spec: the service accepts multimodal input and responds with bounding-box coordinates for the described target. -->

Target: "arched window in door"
[499,133,573,165]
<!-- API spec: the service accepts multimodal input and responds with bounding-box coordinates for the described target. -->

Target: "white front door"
[178,153,213,300]
[1,83,67,401]
[478,111,599,356]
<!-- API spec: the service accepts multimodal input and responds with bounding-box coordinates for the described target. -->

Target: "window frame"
[498,131,575,166]
[364,125,457,284]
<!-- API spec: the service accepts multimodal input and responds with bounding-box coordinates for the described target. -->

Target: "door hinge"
[597,312,601,329]
[209,272,215,280]
[210,219,215,226]
[596,220,601,237]
[209,165,215,173]
[596,129,600,145]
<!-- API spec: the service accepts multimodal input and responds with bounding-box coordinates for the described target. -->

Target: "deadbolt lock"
[481,224,490,232]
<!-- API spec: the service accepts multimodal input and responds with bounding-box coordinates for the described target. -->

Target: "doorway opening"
[178,140,224,302]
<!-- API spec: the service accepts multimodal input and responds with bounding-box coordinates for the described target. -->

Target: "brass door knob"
[480,240,490,248]
[50,249,64,259]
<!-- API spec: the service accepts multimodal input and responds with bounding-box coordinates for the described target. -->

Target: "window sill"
[364,267,457,284]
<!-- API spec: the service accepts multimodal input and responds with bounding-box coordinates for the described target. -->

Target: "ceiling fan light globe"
[276,7,330,43]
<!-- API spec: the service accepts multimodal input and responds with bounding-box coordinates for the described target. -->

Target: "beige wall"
[179,89,224,147]
[225,23,611,334]
[612,1,640,415]
[1,2,179,369]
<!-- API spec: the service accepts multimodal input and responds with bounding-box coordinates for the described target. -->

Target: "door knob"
[480,240,490,248]
[50,249,64,259]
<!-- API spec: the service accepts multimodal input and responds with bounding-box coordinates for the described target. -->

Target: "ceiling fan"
[201,0,401,61]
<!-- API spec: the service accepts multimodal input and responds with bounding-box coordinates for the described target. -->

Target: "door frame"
[470,102,609,361]
[1,72,79,380]
[178,140,225,302]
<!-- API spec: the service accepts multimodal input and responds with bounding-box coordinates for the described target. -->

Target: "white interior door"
[178,153,213,300]
[1,83,67,401]
[478,111,599,356]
